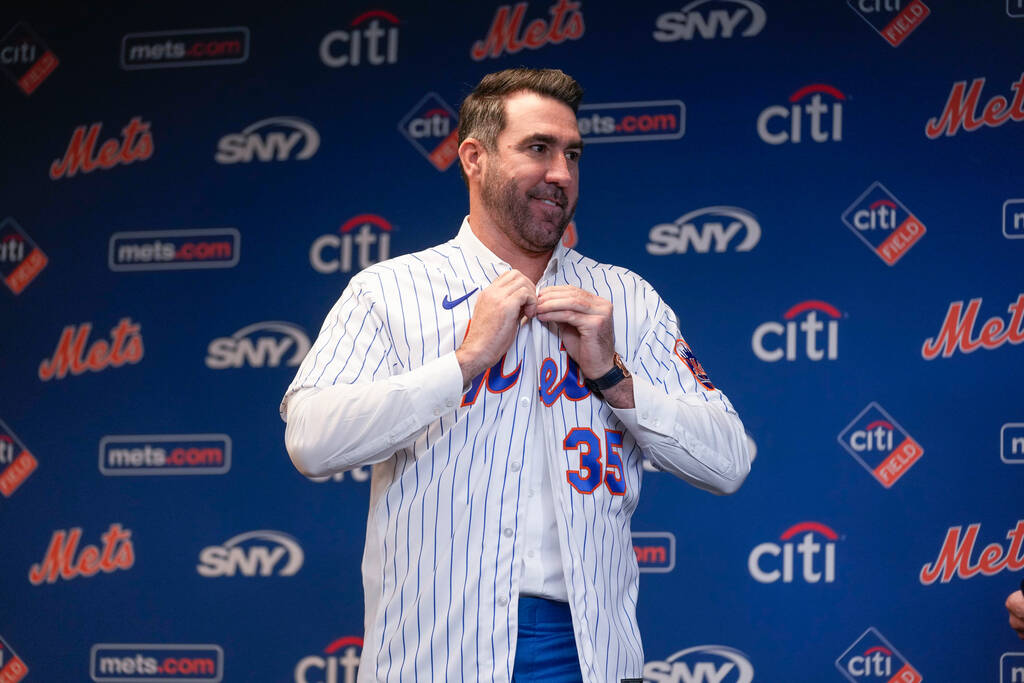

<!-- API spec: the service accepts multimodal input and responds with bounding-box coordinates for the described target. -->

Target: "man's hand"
[1008,589,1024,639]
[455,270,537,387]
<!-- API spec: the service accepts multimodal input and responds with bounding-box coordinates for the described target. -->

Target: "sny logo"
[398,93,459,171]
[197,530,304,577]
[752,300,841,362]
[38,318,144,381]
[50,117,154,180]
[632,532,675,573]
[215,117,319,164]
[295,636,362,683]
[748,521,839,584]
[0,419,38,498]
[648,206,760,254]
[0,21,58,95]
[471,0,584,60]
[841,182,926,265]
[29,523,134,585]
[921,293,1024,359]
[757,84,845,145]
[847,0,930,47]
[653,0,766,42]
[320,10,399,67]
[644,645,754,683]
[836,627,921,682]
[0,217,48,294]
[311,214,393,274]
[838,403,924,488]
[205,321,310,369]
[0,634,29,682]
[919,520,1024,585]
[926,72,1024,138]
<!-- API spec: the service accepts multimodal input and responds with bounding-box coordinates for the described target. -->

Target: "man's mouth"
[530,193,565,209]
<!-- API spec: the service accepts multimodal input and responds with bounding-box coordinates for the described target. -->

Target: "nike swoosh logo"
[441,288,478,310]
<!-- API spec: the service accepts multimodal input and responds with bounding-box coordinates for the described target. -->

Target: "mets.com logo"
[99,434,231,476]
[644,645,753,683]
[578,100,684,143]
[90,644,223,682]
[109,228,239,271]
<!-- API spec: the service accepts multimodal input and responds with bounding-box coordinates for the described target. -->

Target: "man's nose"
[545,153,572,187]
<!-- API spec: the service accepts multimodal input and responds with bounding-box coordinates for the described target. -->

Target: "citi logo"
[838,402,924,488]
[214,116,320,164]
[752,300,841,362]
[748,521,839,584]
[836,628,921,683]
[647,206,760,254]
[653,0,766,42]
[757,84,845,145]
[0,232,25,263]
[205,321,310,369]
[398,92,460,171]
[320,10,399,67]
[295,636,362,683]
[643,645,754,683]
[197,530,304,577]
[310,214,393,274]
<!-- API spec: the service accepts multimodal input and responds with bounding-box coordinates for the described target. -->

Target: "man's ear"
[458,138,486,181]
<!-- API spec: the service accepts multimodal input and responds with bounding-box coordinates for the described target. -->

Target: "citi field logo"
[748,521,839,584]
[320,10,399,67]
[836,628,921,682]
[90,644,223,682]
[205,321,310,370]
[0,217,47,294]
[919,520,1024,585]
[109,228,240,271]
[752,300,841,362]
[847,0,930,47]
[841,182,926,265]
[215,117,320,164]
[398,93,459,171]
[838,403,924,488]
[632,532,675,573]
[921,293,1024,359]
[757,84,845,145]
[643,645,754,683]
[295,636,362,683]
[0,635,29,682]
[471,0,585,60]
[0,419,38,498]
[648,206,760,254]
[926,72,1024,138]
[50,117,154,180]
[310,214,393,274]
[99,434,231,476]
[197,530,304,578]
[29,523,134,585]
[0,21,58,95]
[38,318,144,381]
[653,0,766,41]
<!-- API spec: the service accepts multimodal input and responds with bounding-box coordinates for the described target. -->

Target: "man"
[1010,582,1024,639]
[281,68,751,683]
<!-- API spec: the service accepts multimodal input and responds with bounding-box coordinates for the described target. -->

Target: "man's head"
[458,68,585,255]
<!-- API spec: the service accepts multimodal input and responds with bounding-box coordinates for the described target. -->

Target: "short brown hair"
[457,68,583,183]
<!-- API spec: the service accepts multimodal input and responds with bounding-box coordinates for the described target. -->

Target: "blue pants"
[511,596,584,682]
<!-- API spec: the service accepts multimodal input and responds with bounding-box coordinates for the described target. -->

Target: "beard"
[480,160,577,253]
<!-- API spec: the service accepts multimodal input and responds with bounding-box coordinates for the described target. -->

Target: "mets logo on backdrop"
[644,645,754,683]
[38,318,144,381]
[0,419,38,498]
[841,182,926,265]
[925,72,1024,138]
[471,0,584,60]
[919,520,1024,584]
[847,0,930,47]
[836,627,921,682]
[921,293,1024,359]
[295,636,363,683]
[29,523,135,585]
[0,634,29,682]
[838,403,924,488]
[0,21,58,95]
[50,117,154,180]
[398,93,459,171]
[0,217,47,294]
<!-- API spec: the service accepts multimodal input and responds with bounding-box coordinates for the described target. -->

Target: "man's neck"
[467,213,552,284]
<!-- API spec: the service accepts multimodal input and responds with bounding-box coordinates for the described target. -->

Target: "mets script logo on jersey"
[577,100,685,143]
[673,337,716,390]
[919,520,1024,585]
[0,634,29,682]
[0,217,47,294]
[632,532,675,572]
[838,403,924,488]
[926,73,1024,138]
[39,318,144,381]
[757,84,845,145]
[90,644,223,682]
[848,0,930,47]
[29,523,134,585]
[398,92,459,171]
[99,434,231,476]
[197,530,304,577]
[648,206,759,255]
[748,521,839,584]
[471,0,584,60]
[0,21,58,95]
[836,628,921,682]
[653,0,766,41]
[295,636,362,683]
[311,214,393,274]
[109,228,240,270]
[841,183,926,265]
[752,300,841,362]
[921,293,1024,359]
[320,10,399,67]
[50,117,153,180]
[644,645,754,683]
[0,419,38,498]
[205,321,310,369]
[215,117,320,164]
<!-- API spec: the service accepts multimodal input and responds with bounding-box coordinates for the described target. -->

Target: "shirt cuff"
[391,350,465,424]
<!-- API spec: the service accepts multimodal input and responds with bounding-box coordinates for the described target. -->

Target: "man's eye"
[530,144,546,153]
[566,151,581,162]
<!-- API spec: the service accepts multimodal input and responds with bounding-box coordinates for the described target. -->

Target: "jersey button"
[519,396,530,408]
[510,461,521,471]
[502,527,514,538]
[497,596,509,606]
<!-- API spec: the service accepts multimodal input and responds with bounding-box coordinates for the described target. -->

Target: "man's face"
[479,91,582,254]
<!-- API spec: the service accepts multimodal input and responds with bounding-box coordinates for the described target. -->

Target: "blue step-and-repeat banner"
[2,1,1022,681]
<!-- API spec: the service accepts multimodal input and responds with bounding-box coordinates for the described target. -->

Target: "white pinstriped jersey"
[282,218,751,683]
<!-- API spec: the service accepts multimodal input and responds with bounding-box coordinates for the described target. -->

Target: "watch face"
[614,353,631,377]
